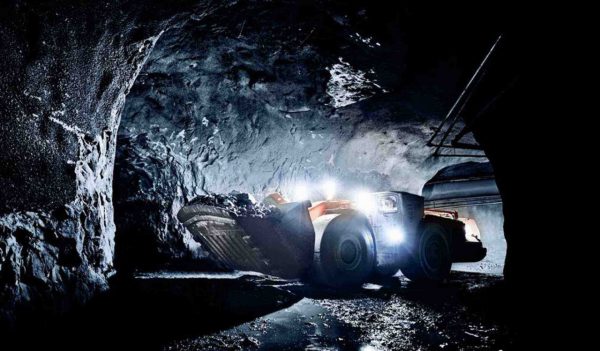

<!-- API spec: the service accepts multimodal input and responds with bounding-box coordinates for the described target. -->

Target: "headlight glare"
[384,226,405,244]
[354,190,377,214]
[293,183,310,201]
[321,179,337,200]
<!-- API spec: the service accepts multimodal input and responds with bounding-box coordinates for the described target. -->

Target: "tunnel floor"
[114,271,515,350]
[15,271,515,350]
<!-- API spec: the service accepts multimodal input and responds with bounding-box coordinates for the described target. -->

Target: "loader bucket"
[177,200,315,279]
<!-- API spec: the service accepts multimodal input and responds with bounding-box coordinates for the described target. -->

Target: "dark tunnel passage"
[111,0,507,276]
[0,0,560,349]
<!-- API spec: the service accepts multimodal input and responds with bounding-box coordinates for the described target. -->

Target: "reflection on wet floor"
[164,299,364,350]
[134,270,268,280]
[157,272,514,350]
[14,271,514,350]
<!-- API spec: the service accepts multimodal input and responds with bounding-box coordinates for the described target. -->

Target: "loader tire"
[319,211,375,287]
[400,222,451,283]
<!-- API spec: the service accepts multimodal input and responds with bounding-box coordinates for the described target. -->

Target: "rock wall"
[115,1,478,268]
[0,0,216,327]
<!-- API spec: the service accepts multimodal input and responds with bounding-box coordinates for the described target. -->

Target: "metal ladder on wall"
[427,34,503,158]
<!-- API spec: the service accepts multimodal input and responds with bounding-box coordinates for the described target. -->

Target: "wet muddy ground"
[155,272,515,350]
[8,271,515,350]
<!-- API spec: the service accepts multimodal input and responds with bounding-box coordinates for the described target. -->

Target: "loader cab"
[309,191,425,285]
[367,192,424,244]
[354,191,424,277]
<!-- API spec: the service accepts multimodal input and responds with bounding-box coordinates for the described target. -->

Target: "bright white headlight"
[293,183,310,201]
[354,190,376,214]
[321,179,337,200]
[384,226,405,244]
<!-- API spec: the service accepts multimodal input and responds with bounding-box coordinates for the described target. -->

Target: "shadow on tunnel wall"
[463,8,562,344]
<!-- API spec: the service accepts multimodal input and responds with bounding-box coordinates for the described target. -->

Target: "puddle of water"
[134,270,269,280]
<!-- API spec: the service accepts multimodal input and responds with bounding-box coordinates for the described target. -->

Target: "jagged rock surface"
[0,0,217,327]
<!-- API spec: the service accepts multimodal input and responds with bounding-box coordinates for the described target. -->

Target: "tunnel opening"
[422,161,506,274]
[111,1,506,277]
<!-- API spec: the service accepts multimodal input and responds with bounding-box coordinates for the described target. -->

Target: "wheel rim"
[340,240,358,264]
[336,237,361,270]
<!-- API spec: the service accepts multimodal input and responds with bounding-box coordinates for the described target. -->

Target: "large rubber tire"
[319,211,376,287]
[400,222,452,282]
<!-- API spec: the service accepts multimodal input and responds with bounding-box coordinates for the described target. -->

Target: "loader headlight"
[384,226,405,244]
[293,183,310,201]
[321,179,337,200]
[354,190,376,214]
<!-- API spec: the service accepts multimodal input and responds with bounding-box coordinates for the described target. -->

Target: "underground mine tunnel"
[1,1,555,350]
